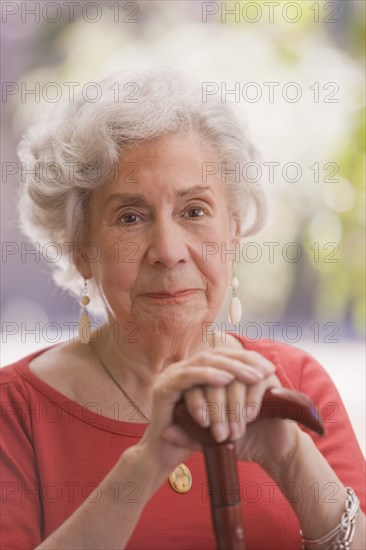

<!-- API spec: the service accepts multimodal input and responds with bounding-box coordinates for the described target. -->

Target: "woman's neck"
[88,322,216,388]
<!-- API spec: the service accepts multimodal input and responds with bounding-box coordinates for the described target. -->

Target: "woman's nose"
[145,218,190,268]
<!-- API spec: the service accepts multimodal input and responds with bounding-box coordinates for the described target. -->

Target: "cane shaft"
[173,386,325,550]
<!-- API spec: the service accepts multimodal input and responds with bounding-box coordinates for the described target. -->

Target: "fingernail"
[212,423,229,443]
[200,414,210,427]
[231,433,241,442]
[230,422,243,441]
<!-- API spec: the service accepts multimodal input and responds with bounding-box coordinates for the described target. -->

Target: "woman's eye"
[117,213,141,225]
[185,207,206,219]
[116,207,207,225]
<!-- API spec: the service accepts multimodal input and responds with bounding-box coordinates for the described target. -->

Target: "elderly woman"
[1,69,365,550]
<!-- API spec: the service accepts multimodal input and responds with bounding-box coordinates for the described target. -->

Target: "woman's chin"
[134,305,210,336]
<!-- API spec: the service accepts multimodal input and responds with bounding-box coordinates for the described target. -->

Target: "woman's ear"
[73,240,92,280]
[229,217,241,246]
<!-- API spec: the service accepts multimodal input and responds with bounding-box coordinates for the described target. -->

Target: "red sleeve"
[278,345,366,515]
[230,335,366,518]
[1,367,43,549]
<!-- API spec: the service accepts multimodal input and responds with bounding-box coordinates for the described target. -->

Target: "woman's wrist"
[120,442,169,502]
[258,421,303,482]
[272,429,350,542]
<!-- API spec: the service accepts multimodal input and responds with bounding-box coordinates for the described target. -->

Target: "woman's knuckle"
[195,351,212,363]
[152,383,161,398]
[246,350,260,361]
[153,380,169,398]
[177,367,191,381]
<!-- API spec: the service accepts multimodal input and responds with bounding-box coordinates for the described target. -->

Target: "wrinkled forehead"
[92,131,224,205]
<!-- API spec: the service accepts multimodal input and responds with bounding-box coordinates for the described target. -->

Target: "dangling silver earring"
[78,278,91,344]
[228,260,242,325]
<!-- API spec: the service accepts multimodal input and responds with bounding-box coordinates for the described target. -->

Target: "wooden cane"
[173,387,325,550]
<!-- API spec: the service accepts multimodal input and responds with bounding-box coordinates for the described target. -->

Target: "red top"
[1,335,365,550]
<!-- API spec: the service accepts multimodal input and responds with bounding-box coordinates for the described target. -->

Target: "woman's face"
[78,131,240,335]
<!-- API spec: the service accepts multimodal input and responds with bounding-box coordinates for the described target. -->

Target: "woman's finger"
[226,380,247,441]
[180,350,275,383]
[212,348,276,376]
[150,366,235,432]
[245,374,282,423]
[204,385,229,442]
[183,380,248,441]
[184,386,209,427]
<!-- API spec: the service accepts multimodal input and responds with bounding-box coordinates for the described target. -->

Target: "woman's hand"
[137,347,278,478]
[164,346,301,478]
[231,372,302,478]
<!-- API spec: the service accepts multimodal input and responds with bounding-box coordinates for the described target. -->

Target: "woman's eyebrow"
[176,185,214,198]
[104,185,214,207]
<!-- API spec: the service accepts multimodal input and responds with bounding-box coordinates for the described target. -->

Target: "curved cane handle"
[173,387,325,550]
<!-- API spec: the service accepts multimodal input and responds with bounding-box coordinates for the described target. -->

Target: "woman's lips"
[141,289,200,301]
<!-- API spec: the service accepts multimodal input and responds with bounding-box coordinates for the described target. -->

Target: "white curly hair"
[16,68,267,318]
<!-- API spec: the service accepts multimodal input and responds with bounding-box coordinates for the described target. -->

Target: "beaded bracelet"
[300,487,360,549]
